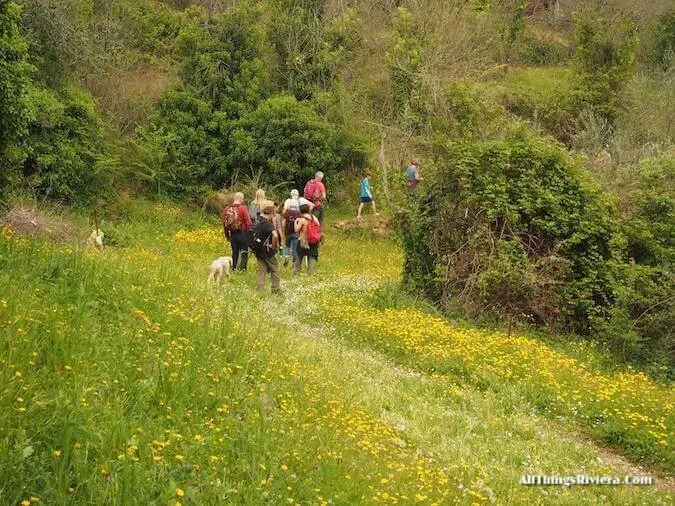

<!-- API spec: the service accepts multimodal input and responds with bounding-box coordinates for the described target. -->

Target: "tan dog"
[207,256,233,284]
[87,229,104,251]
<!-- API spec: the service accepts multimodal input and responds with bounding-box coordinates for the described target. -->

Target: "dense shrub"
[399,131,620,333]
[615,154,674,371]
[399,130,673,371]
[640,8,675,71]
[267,0,361,100]
[513,26,573,66]
[175,4,272,115]
[136,3,364,199]
[136,88,226,198]
[0,0,31,196]
[229,94,365,189]
[20,85,117,204]
[386,7,427,125]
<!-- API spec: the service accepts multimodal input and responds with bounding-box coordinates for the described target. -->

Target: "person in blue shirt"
[406,158,422,194]
[357,171,378,219]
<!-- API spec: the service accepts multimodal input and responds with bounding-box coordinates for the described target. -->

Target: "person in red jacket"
[221,192,253,271]
[304,171,327,225]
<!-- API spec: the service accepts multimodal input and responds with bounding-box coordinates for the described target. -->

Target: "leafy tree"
[571,10,637,125]
[268,0,361,100]
[229,94,362,188]
[138,88,226,197]
[386,7,426,124]
[176,4,272,115]
[0,0,31,196]
[21,84,117,204]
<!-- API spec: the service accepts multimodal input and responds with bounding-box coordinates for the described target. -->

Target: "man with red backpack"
[221,192,253,272]
[294,203,322,275]
[304,171,327,225]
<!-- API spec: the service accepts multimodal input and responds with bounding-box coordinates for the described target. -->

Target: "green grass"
[1,200,671,504]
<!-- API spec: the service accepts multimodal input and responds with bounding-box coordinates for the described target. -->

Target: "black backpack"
[250,220,273,256]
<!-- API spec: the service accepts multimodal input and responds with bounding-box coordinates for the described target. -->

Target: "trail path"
[199,222,672,504]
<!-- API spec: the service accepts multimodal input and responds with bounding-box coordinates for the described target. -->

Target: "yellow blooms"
[173,228,222,246]
[327,302,674,452]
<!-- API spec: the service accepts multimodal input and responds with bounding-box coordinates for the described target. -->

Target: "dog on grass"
[207,256,233,284]
[87,228,104,251]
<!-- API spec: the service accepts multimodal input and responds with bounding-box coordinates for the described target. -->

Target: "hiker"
[282,200,301,267]
[357,171,379,219]
[294,203,322,275]
[304,171,327,225]
[406,158,423,195]
[272,202,284,259]
[221,192,253,271]
[251,205,282,294]
[283,189,313,212]
[249,189,267,223]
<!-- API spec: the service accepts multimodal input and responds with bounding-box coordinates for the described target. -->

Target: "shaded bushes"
[398,130,672,372]
[135,3,364,200]
[0,0,31,196]
[20,85,117,205]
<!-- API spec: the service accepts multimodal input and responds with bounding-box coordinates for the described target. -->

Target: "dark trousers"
[313,204,324,225]
[230,230,249,271]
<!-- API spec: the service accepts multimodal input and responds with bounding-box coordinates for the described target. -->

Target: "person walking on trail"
[357,171,379,220]
[222,192,253,272]
[283,189,310,212]
[294,203,322,275]
[406,159,423,195]
[282,201,301,267]
[249,189,267,223]
[251,205,282,294]
[304,171,327,225]
[272,203,284,259]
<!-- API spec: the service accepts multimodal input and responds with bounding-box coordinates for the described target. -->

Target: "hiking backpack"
[306,216,322,245]
[222,205,243,232]
[284,210,300,236]
[304,179,319,200]
[250,220,273,255]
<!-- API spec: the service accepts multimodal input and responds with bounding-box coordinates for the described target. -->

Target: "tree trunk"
[378,128,393,209]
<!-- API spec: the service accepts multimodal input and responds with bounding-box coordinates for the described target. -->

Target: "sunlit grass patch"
[317,300,674,474]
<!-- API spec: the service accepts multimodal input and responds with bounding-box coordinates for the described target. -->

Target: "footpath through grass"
[0,200,672,505]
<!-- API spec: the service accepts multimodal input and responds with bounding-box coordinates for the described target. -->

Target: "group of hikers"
[220,171,327,294]
[220,160,422,293]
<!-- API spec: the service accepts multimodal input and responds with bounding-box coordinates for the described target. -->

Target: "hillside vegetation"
[1,0,672,371]
[0,0,673,502]
[0,201,673,504]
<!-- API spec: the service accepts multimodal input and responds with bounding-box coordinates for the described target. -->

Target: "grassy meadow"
[0,200,672,505]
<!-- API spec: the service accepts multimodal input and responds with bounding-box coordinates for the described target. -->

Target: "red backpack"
[304,179,319,200]
[222,205,243,232]
[306,215,322,245]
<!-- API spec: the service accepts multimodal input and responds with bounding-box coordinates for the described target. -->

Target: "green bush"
[0,0,31,196]
[138,88,225,198]
[229,94,365,189]
[21,84,117,205]
[399,130,620,334]
[640,8,675,70]
[399,131,673,371]
[267,0,361,100]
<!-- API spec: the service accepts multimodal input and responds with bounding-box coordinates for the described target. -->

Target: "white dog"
[208,256,233,284]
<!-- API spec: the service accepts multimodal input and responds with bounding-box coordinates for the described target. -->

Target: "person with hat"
[251,205,282,294]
